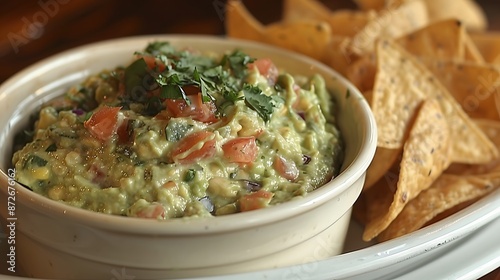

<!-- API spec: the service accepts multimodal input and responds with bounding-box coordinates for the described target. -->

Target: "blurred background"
[0,0,499,279]
[0,0,499,84]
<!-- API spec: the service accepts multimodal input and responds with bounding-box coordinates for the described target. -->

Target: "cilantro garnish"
[121,41,276,121]
[183,169,196,182]
[243,85,275,122]
[144,96,163,116]
[24,154,48,168]
[221,50,255,78]
[159,84,189,101]
[144,41,175,56]
[45,143,57,152]
[124,58,150,98]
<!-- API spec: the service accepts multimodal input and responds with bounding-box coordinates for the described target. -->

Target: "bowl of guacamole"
[0,35,376,279]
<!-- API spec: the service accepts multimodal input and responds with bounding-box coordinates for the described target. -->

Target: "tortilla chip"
[323,36,355,76]
[282,0,332,23]
[420,59,500,121]
[264,20,331,61]
[476,119,500,148]
[345,53,377,93]
[364,147,402,190]
[446,119,500,175]
[362,90,373,105]
[396,19,465,60]
[353,0,385,11]
[371,39,431,148]
[283,0,375,37]
[378,172,500,241]
[362,98,451,241]
[372,39,498,163]
[470,32,500,64]
[327,10,377,37]
[422,197,482,226]
[464,32,486,63]
[225,1,332,61]
[345,0,429,56]
[423,0,488,32]
[225,0,266,42]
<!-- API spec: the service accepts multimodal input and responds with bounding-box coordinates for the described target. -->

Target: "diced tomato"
[153,110,170,120]
[135,203,166,219]
[248,58,279,85]
[274,155,299,181]
[222,137,258,163]
[162,181,177,189]
[84,106,122,141]
[181,85,200,95]
[139,55,166,72]
[89,164,106,186]
[165,90,218,123]
[171,131,217,164]
[239,190,274,212]
[116,119,131,144]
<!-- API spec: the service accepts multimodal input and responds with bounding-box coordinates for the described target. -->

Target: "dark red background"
[0,0,499,84]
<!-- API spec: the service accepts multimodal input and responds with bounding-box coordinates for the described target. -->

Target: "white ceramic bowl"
[0,35,377,279]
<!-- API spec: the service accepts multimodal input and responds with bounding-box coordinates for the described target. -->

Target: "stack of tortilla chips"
[225,0,500,242]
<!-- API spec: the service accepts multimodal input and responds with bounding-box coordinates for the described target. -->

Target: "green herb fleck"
[124,58,150,97]
[24,154,48,168]
[143,96,163,116]
[144,41,176,56]
[221,50,255,78]
[184,169,196,182]
[159,84,189,103]
[45,143,57,152]
[83,111,93,122]
[243,85,275,122]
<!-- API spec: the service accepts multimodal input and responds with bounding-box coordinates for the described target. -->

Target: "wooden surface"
[0,0,358,84]
[0,0,499,278]
[3,0,498,84]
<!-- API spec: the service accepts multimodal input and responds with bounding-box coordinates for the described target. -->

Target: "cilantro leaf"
[121,42,275,122]
[199,76,216,102]
[183,169,196,182]
[222,50,254,78]
[45,143,57,152]
[160,84,189,104]
[243,85,275,122]
[143,96,163,116]
[193,68,215,102]
[144,41,176,56]
[124,58,150,98]
[24,154,48,169]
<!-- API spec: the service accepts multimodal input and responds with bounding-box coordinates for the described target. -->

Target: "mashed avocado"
[12,42,343,219]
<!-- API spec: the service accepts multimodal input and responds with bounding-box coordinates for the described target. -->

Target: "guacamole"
[12,42,343,219]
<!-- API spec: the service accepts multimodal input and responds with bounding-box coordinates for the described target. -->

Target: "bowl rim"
[0,34,377,235]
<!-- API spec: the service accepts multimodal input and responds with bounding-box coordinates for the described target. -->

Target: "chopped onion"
[72,108,85,116]
[302,154,311,164]
[199,196,214,214]
[238,179,262,191]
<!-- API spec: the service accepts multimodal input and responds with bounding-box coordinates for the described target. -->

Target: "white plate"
[183,188,500,280]
[2,188,500,279]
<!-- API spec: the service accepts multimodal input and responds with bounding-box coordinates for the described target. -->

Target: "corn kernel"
[48,185,65,200]
[65,151,82,165]
[30,167,50,180]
